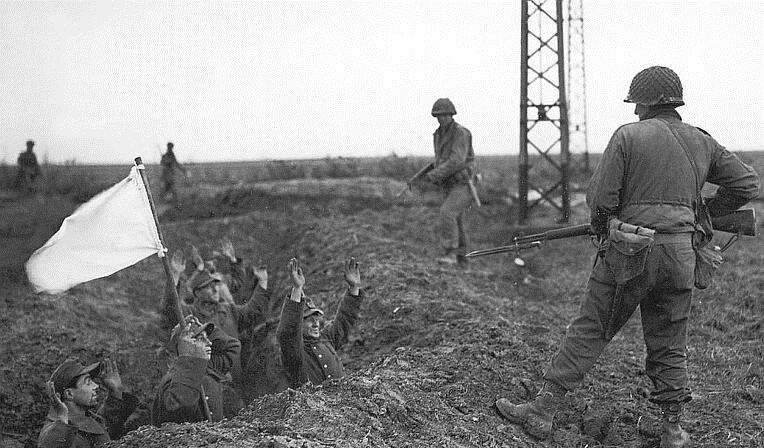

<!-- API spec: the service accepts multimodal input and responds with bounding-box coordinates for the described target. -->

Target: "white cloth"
[26,166,164,293]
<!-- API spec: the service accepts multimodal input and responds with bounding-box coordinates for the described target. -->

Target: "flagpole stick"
[134,157,185,325]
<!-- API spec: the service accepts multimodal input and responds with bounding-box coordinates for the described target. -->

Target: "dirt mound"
[2,179,762,448]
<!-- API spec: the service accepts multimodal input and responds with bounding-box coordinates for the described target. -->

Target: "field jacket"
[588,108,759,233]
[276,290,364,389]
[37,392,138,448]
[165,269,270,343]
[152,356,213,425]
[428,121,475,187]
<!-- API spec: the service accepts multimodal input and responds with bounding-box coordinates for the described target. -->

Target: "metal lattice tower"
[567,0,590,173]
[519,0,571,223]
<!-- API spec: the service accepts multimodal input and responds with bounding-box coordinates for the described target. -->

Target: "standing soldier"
[160,141,188,203]
[427,98,477,267]
[16,139,41,193]
[495,67,759,448]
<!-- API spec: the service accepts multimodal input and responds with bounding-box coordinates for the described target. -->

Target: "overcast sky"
[1,1,762,164]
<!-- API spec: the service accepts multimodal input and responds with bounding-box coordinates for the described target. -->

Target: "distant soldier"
[38,358,138,448]
[495,66,760,448]
[277,257,364,389]
[426,98,477,267]
[159,142,188,202]
[16,139,41,193]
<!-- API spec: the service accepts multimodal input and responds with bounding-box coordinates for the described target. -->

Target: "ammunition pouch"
[603,219,655,284]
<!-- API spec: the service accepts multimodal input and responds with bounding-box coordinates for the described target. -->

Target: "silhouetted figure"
[16,140,41,193]
[160,142,188,203]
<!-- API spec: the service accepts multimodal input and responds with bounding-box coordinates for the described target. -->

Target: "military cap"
[190,269,221,292]
[303,297,324,319]
[167,317,215,355]
[50,358,102,394]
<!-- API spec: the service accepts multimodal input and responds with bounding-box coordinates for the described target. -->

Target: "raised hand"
[343,257,362,295]
[288,258,305,303]
[99,358,123,399]
[170,250,186,285]
[221,239,236,263]
[251,265,268,290]
[45,380,69,424]
[190,245,205,271]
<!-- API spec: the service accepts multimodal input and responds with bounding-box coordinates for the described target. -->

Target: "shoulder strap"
[658,118,714,245]
[657,118,702,208]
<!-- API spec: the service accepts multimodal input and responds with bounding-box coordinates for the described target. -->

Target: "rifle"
[394,163,434,198]
[465,208,757,259]
[394,162,481,207]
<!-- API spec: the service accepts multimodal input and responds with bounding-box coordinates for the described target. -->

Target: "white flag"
[26,166,164,293]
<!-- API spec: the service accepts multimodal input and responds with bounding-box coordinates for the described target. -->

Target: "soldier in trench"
[276,257,364,388]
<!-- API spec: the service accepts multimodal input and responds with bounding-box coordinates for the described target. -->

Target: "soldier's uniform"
[38,359,138,448]
[16,140,41,192]
[427,98,476,265]
[276,291,364,388]
[159,143,185,202]
[496,66,760,448]
[152,319,237,424]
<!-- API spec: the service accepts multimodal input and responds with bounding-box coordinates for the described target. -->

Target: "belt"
[652,232,693,243]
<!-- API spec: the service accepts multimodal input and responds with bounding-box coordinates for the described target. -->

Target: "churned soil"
[1,178,762,448]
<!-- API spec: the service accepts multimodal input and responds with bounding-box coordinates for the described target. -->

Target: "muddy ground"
[1,178,762,448]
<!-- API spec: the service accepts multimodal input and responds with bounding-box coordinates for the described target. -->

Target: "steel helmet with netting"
[624,66,684,106]
[431,98,457,116]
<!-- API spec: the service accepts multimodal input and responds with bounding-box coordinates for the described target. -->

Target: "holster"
[603,219,656,338]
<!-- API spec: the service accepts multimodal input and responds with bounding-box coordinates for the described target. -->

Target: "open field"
[0,153,762,447]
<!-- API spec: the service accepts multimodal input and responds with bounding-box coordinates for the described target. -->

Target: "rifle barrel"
[514,223,591,244]
[465,241,542,258]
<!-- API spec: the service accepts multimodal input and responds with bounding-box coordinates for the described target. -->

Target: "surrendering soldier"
[163,243,270,417]
[152,315,230,425]
[277,257,364,388]
[38,358,138,448]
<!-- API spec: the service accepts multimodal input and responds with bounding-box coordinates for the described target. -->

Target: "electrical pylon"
[519,0,571,223]
[567,0,590,174]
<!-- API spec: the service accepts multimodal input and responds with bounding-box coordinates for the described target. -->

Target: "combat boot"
[495,382,566,440]
[660,403,691,448]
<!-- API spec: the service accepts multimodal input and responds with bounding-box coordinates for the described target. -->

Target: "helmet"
[624,66,684,106]
[431,98,457,116]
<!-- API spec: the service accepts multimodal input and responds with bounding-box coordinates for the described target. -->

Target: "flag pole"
[134,157,184,325]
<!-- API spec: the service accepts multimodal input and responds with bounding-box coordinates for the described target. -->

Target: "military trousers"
[438,183,473,255]
[544,233,695,404]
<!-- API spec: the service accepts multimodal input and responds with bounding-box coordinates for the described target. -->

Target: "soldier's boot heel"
[495,382,565,440]
[660,403,691,448]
